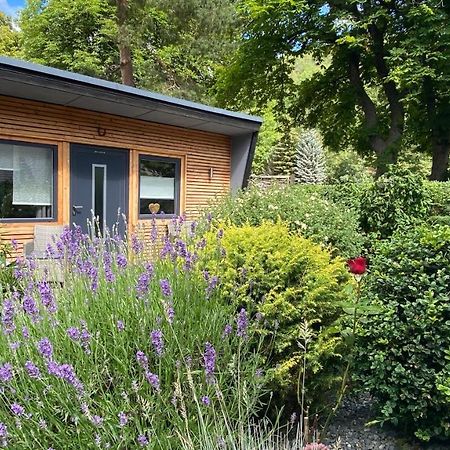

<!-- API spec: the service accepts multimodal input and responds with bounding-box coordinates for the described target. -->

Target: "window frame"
[0,138,58,223]
[138,154,181,219]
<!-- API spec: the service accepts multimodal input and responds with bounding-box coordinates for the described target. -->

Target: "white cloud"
[0,0,21,17]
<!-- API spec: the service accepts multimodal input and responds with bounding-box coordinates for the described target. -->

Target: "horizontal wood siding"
[0,95,231,256]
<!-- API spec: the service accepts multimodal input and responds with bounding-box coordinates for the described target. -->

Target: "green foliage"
[20,0,117,78]
[424,181,450,226]
[355,224,450,441]
[19,0,239,101]
[203,222,351,412]
[252,104,282,175]
[360,167,430,238]
[325,150,372,185]
[0,12,20,57]
[294,129,326,184]
[207,184,365,258]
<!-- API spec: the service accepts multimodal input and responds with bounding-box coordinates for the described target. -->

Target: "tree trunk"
[116,0,135,87]
[430,140,450,181]
[347,50,400,177]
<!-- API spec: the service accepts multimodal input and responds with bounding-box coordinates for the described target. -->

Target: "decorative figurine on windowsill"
[149,203,160,214]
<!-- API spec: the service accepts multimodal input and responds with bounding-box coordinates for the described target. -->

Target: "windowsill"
[139,214,178,220]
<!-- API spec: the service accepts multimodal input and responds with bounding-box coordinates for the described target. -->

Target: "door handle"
[72,205,83,215]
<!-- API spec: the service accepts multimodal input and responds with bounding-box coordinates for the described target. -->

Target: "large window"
[139,155,180,217]
[0,140,56,220]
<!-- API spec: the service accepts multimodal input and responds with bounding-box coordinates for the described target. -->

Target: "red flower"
[347,256,367,275]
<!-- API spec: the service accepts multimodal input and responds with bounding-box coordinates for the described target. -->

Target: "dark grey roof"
[0,56,262,136]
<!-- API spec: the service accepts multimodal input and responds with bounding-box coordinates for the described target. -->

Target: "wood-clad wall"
[0,95,231,256]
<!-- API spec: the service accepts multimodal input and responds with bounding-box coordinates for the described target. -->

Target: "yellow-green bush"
[202,222,351,413]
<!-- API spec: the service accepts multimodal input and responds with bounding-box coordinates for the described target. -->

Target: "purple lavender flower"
[136,271,151,298]
[217,229,224,239]
[80,321,91,354]
[206,275,219,298]
[150,329,164,357]
[201,396,211,406]
[150,217,158,243]
[11,239,18,250]
[37,338,53,360]
[37,281,57,314]
[136,351,148,369]
[118,411,128,427]
[160,237,176,259]
[67,327,80,341]
[236,308,248,338]
[131,234,144,255]
[91,415,103,427]
[222,324,233,338]
[117,320,125,332]
[1,298,15,335]
[0,422,8,447]
[164,300,175,324]
[190,221,198,237]
[11,403,24,416]
[22,326,30,339]
[57,363,84,394]
[22,291,39,320]
[137,434,149,447]
[102,251,115,283]
[159,279,172,297]
[117,254,127,269]
[0,363,13,383]
[9,341,20,351]
[46,360,61,377]
[203,342,216,384]
[196,238,206,250]
[145,371,160,392]
[25,361,41,379]
[255,368,263,378]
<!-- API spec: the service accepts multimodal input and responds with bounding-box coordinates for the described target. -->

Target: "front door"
[70,144,129,236]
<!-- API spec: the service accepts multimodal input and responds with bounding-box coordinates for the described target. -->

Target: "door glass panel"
[93,165,106,234]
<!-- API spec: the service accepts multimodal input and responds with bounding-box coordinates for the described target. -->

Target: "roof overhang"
[0,56,262,137]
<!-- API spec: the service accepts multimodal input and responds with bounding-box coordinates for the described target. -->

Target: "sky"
[0,0,24,17]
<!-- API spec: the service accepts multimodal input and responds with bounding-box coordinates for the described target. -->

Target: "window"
[0,140,56,220]
[139,155,180,217]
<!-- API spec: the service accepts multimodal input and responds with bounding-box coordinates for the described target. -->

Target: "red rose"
[347,256,367,275]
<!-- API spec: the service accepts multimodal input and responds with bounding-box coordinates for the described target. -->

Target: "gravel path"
[322,394,450,450]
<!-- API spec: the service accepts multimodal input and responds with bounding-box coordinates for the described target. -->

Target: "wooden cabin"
[0,57,261,256]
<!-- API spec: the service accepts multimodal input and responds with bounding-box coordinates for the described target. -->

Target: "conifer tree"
[295,129,326,184]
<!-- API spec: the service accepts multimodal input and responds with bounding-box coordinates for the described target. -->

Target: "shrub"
[0,222,264,449]
[424,181,450,225]
[359,166,430,238]
[202,222,351,414]
[355,224,450,441]
[207,185,364,258]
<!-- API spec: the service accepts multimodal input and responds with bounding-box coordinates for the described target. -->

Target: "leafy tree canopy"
[0,12,20,57]
[217,0,450,179]
[18,0,240,102]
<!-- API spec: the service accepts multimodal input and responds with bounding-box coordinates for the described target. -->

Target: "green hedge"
[355,225,450,441]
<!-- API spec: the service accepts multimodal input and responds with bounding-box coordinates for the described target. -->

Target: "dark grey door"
[70,144,129,236]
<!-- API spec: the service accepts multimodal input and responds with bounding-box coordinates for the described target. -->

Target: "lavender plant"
[0,218,264,449]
